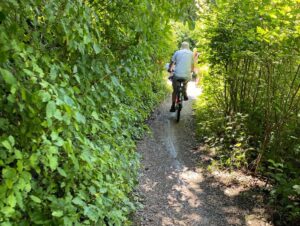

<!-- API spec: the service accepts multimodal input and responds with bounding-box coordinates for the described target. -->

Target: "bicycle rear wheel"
[176,98,182,122]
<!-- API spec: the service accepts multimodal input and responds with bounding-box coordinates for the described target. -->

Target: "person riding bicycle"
[168,41,194,112]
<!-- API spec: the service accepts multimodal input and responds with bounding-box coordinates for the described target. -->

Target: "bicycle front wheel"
[176,108,180,122]
[176,103,182,122]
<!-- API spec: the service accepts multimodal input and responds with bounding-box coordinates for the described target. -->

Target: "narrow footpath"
[134,81,272,226]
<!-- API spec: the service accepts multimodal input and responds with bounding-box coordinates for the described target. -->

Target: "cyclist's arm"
[168,51,177,72]
[168,61,174,72]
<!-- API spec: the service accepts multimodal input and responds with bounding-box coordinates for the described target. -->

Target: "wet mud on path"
[134,82,272,226]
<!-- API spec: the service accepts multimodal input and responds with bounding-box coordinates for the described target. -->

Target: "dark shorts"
[172,77,188,94]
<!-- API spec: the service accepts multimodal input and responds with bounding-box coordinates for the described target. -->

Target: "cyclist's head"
[181,41,190,50]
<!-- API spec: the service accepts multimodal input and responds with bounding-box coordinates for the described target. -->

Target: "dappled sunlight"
[145,162,272,225]
[161,213,203,226]
[187,81,202,99]
[224,186,249,197]
[180,168,203,182]
[141,178,159,192]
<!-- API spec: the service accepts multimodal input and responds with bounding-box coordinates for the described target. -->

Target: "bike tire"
[176,107,181,122]
[176,82,183,122]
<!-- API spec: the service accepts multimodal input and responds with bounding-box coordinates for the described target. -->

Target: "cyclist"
[168,41,194,112]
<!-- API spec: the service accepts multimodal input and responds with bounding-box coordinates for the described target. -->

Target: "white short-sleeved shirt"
[172,49,194,79]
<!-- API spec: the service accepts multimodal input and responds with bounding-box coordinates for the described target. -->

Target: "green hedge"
[0,0,196,225]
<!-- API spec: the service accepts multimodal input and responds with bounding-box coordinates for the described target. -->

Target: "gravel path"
[134,82,272,226]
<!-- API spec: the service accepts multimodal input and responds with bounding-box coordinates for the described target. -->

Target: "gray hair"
[181,41,190,50]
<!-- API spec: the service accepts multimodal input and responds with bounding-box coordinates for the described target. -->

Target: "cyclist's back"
[172,48,193,80]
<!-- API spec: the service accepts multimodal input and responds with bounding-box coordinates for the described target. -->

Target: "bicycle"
[175,79,185,122]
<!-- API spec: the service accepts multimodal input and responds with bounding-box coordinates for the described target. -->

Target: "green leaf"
[54,109,63,121]
[2,206,14,217]
[91,111,99,120]
[64,95,74,106]
[46,101,56,118]
[23,69,34,76]
[73,65,78,74]
[105,64,111,74]
[50,65,58,80]
[111,76,120,87]
[57,167,67,177]
[235,143,242,147]
[84,206,99,222]
[8,136,15,146]
[293,185,300,195]
[48,155,58,171]
[72,197,85,206]
[15,150,23,159]
[99,188,107,193]
[55,138,64,147]
[30,153,39,167]
[3,167,17,179]
[52,210,63,217]
[7,194,16,207]
[124,67,131,74]
[30,195,41,203]
[39,90,51,102]
[15,191,24,210]
[2,140,12,151]
[63,216,73,226]
[1,68,16,85]
[75,112,86,124]
[93,43,101,54]
[17,160,23,172]
[51,131,59,141]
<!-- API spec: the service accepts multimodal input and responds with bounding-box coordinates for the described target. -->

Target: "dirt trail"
[134,81,272,226]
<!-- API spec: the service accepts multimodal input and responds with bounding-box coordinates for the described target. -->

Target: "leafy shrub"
[267,160,300,224]
[0,0,197,225]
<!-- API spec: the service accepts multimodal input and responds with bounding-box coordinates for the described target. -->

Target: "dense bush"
[0,0,196,225]
[195,0,300,223]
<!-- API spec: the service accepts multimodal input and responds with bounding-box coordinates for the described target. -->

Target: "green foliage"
[195,0,300,223]
[0,0,197,225]
[196,100,253,169]
[267,160,300,224]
